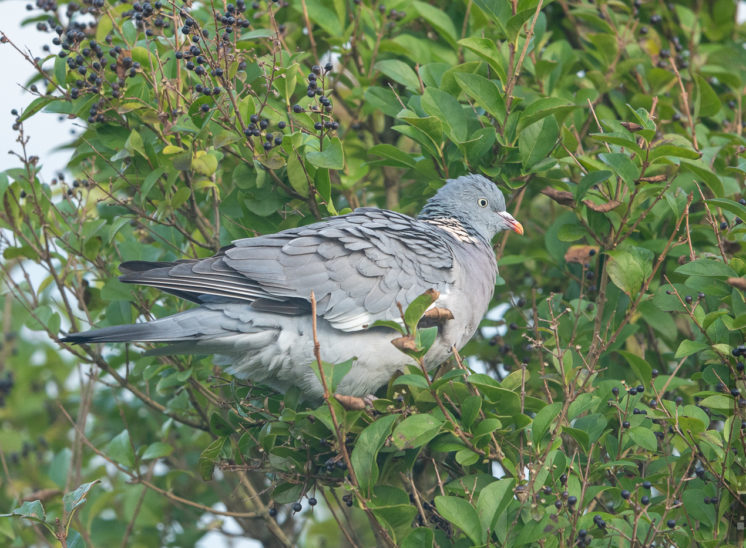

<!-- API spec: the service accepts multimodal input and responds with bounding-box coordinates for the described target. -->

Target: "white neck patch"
[423,218,479,244]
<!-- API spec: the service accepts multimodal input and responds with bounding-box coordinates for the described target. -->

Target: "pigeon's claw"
[335,394,378,410]
[418,307,455,327]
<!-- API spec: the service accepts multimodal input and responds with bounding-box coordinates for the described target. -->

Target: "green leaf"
[517,97,576,131]
[142,442,174,460]
[531,402,562,446]
[454,72,506,122]
[401,528,434,548]
[374,59,420,92]
[124,129,146,158]
[674,340,709,359]
[412,2,458,46]
[606,246,654,297]
[520,115,559,170]
[310,359,353,394]
[628,426,658,451]
[192,150,219,176]
[680,160,724,197]
[675,258,737,278]
[477,478,514,533]
[461,395,482,429]
[306,137,344,169]
[54,53,68,86]
[617,351,652,387]
[198,437,226,481]
[239,28,275,40]
[697,395,734,410]
[392,414,444,450]
[470,0,511,36]
[404,290,439,332]
[457,37,507,83]
[1,500,47,523]
[575,170,612,202]
[286,153,309,195]
[693,75,721,118]
[393,373,429,389]
[368,144,416,168]
[416,326,438,353]
[104,430,135,468]
[421,88,468,143]
[682,488,715,527]
[18,96,56,123]
[707,198,746,219]
[62,480,100,518]
[328,360,353,393]
[599,152,639,186]
[572,414,607,444]
[434,496,483,545]
[350,415,398,495]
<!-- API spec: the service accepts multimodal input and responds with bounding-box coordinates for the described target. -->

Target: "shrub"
[0,0,744,546]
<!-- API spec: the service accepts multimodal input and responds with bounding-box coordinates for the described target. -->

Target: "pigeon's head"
[418,174,524,242]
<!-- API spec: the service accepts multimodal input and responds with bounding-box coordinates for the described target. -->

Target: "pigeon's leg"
[418,307,455,327]
[334,394,378,410]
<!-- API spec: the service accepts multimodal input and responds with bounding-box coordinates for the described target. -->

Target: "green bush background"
[0,0,744,546]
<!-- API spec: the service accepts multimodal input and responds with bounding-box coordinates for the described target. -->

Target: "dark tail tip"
[59,332,94,344]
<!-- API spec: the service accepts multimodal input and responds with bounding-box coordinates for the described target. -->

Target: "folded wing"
[119,208,456,332]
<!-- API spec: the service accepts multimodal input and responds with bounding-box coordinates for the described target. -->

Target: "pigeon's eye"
[478,198,488,208]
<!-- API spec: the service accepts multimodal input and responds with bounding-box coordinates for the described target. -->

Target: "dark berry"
[621,489,630,499]
[308,497,317,506]
[311,64,321,75]
[612,387,619,396]
[622,421,630,428]
[641,495,650,505]
[292,104,303,113]
[292,502,302,512]
[324,62,333,72]
[667,519,676,528]
[268,507,277,517]
[277,121,286,129]
[642,481,651,489]
[650,13,661,24]
[567,496,577,506]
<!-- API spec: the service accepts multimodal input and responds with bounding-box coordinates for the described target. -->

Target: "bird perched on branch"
[61,174,523,399]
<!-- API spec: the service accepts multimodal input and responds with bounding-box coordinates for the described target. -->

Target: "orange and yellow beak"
[500,212,524,235]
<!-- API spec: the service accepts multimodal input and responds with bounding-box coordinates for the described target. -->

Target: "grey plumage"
[61,174,523,398]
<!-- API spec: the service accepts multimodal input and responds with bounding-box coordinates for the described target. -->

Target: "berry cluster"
[0,371,14,407]
[291,63,340,135]
[243,115,285,151]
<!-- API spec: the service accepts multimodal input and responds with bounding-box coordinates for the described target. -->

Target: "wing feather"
[121,209,457,331]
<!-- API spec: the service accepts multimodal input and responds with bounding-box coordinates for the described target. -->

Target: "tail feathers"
[60,310,227,344]
[61,323,181,344]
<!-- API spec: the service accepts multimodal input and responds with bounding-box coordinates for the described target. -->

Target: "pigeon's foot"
[418,306,455,327]
[334,394,378,410]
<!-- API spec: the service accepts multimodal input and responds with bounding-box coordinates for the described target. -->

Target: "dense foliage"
[1,0,745,546]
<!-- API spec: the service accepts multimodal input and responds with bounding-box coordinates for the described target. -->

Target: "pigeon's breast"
[434,240,497,352]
